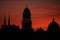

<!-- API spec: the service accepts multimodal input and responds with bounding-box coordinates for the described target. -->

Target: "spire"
[4,16,6,25]
[52,16,55,22]
[8,16,10,26]
[26,4,28,8]
[26,0,28,8]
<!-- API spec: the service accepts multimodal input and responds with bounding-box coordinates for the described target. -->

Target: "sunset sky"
[0,0,60,31]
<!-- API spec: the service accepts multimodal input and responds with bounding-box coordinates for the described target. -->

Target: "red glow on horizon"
[0,0,60,31]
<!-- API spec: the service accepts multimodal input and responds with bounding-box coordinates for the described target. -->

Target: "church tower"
[8,16,10,26]
[22,5,32,29]
[4,16,6,26]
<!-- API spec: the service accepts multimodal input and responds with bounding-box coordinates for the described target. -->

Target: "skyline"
[0,0,60,31]
[0,15,60,31]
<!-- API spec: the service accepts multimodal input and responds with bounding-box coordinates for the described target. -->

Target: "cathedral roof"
[48,17,59,32]
[48,17,59,27]
[48,21,59,27]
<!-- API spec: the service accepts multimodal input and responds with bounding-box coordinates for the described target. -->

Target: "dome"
[48,21,59,28]
[48,18,60,32]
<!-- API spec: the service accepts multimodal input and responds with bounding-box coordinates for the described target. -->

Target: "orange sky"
[0,0,60,31]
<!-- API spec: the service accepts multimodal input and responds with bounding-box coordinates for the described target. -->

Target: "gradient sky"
[0,0,60,31]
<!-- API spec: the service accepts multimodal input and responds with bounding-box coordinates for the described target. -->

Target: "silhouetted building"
[47,17,60,32]
[1,16,7,32]
[22,5,34,32]
[1,16,20,32]
[36,27,44,32]
[7,25,20,32]
[8,16,10,26]
[4,16,6,26]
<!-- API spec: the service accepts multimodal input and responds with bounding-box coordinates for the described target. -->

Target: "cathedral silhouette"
[0,5,60,33]
[47,17,60,32]
[21,5,34,32]
[1,16,20,32]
